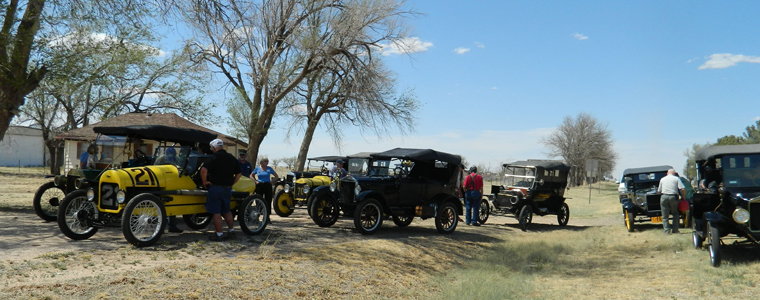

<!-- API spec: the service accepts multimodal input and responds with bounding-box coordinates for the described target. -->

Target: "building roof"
[56,112,247,146]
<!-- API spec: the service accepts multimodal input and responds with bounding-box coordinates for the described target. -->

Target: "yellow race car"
[57,125,269,247]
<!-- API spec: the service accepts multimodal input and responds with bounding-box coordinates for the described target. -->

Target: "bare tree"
[541,112,617,186]
[282,57,417,171]
[173,0,415,163]
[281,156,298,170]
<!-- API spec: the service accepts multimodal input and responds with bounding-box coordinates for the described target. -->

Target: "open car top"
[370,148,461,165]
[622,165,673,176]
[93,125,218,145]
[504,160,571,172]
[695,144,760,162]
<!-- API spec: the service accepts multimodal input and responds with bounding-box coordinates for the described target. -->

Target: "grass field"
[2,171,760,299]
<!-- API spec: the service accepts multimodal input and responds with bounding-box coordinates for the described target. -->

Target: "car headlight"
[116,190,126,204]
[284,184,291,193]
[303,185,310,195]
[86,188,95,201]
[329,181,337,192]
[354,184,361,195]
[733,208,750,224]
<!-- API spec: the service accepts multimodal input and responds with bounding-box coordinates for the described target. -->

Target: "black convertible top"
[622,165,673,176]
[307,155,346,162]
[93,125,218,145]
[695,144,760,162]
[371,148,462,165]
[504,160,571,171]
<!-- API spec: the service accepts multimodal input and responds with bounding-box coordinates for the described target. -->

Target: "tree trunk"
[45,140,60,175]
[295,120,319,172]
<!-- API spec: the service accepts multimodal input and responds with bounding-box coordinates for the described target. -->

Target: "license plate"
[651,216,662,223]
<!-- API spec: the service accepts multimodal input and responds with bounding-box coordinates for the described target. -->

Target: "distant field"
[1,169,760,299]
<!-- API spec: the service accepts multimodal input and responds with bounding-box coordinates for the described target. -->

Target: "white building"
[0,126,46,167]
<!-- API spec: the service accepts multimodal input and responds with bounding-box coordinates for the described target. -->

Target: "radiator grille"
[750,202,760,231]
[339,181,356,204]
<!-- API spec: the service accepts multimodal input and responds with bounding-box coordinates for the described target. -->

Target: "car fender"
[704,211,722,223]
[307,186,335,206]
[620,197,632,205]
[430,193,463,216]
[621,199,635,210]
[355,190,386,204]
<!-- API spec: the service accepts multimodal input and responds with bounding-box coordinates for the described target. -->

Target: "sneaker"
[472,223,481,226]
[168,227,183,233]
[466,223,472,226]
[209,234,224,241]
[224,232,238,240]
[672,229,680,234]
[664,230,671,235]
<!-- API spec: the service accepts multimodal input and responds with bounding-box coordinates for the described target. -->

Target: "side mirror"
[538,179,545,185]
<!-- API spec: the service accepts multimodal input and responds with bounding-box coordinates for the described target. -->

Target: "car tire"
[34,181,65,221]
[239,194,268,235]
[354,199,383,235]
[708,221,721,267]
[557,203,570,226]
[183,213,212,230]
[518,205,532,232]
[392,215,414,227]
[273,190,294,218]
[692,230,704,249]
[435,202,458,234]
[122,194,166,247]
[57,189,98,240]
[310,194,340,227]
[624,209,634,232]
[478,198,490,225]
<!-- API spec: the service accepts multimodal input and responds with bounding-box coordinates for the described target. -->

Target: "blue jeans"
[465,190,481,224]
[206,185,232,214]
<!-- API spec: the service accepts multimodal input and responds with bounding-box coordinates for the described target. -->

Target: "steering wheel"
[321,165,329,175]
[133,150,149,166]
[393,166,408,177]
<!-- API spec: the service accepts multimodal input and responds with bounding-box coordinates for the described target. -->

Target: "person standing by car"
[85,144,99,169]
[238,153,253,178]
[329,159,348,178]
[657,169,685,234]
[463,166,484,226]
[201,139,242,241]
[251,157,279,220]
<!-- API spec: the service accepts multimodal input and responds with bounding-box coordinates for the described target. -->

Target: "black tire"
[310,194,340,227]
[34,181,65,221]
[183,213,212,230]
[557,203,570,226]
[478,198,490,225]
[273,190,294,217]
[392,215,414,227]
[239,194,268,235]
[354,199,383,235]
[518,205,533,232]
[435,202,458,234]
[57,190,98,240]
[624,209,634,232]
[692,230,704,249]
[122,194,166,247]
[708,221,721,267]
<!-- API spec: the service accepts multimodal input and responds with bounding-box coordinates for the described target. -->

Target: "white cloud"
[453,47,470,55]
[698,53,760,70]
[491,87,498,90]
[572,33,588,40]
[474,42,485,48]
[377,37,433,56]
[754,116,760,121]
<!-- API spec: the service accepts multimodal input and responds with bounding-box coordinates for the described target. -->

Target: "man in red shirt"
[463,166,484,226]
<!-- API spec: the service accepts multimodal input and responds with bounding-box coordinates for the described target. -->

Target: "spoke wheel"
[239,194,268,235]
[57,190,98,240]
[392,215,414,227]
[435,202,458,234]
[309,194,340,227]
[708,221,721,267]
[183,213,212,230]
[625,210,635,232]
[518,205,533,232]
[354,199,383,235]
[273,190,294,217]
[557,203,570,226]
[478,198,490,225]
[34,182,65,221]
[122,194,165,247]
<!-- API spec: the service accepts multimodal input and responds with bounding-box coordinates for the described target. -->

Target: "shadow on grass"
[713,241,760,266]
[495,222,593,232]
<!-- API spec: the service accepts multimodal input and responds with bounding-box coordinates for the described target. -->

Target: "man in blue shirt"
[238,153,252,178]
[79,149,89,169]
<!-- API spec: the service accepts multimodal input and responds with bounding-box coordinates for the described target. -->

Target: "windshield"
[722,154,760,188]
[347,158,370,175]
[153,146,191,169]
[502,166,535,188]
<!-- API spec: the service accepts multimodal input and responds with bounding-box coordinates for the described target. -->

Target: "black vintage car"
[619,165,673,232]
[691,144,760,267]
[311,148,463,235]
[487,160,570,231]
[272,155,345,217]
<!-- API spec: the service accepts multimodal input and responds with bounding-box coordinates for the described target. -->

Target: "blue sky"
[194,0,760,178]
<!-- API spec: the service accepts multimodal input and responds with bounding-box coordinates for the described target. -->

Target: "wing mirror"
[538,179,545,185]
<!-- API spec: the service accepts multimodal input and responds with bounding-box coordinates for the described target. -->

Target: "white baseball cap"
[209,139,224,147]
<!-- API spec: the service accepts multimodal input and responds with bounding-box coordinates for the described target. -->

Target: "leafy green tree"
[682,143,711,180]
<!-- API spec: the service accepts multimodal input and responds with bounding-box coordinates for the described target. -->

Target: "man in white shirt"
[657,169,685,234]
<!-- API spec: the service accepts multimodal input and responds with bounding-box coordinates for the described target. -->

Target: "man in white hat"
[200,138,242,241]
